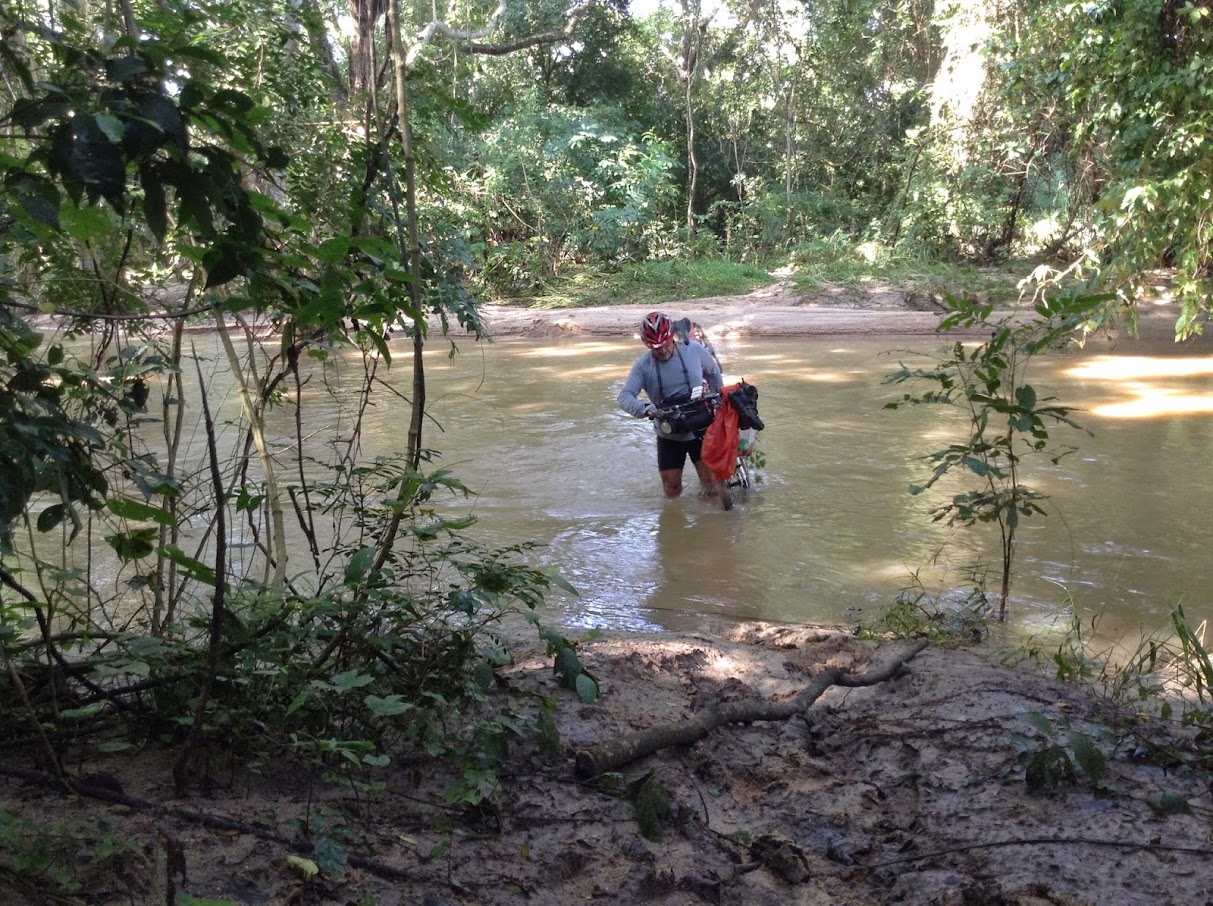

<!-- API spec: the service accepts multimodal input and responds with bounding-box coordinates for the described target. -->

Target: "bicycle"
[651,392,754,511]
[720,441,754,511]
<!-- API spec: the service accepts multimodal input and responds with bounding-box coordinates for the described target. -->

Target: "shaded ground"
[4,282,1211,905]
[4,623,1210,905]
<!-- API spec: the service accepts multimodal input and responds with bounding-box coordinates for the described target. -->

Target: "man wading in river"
[618,311,724,498]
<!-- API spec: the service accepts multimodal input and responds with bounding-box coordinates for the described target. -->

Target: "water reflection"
[403,334,1213,645]
[60,328,1213,647]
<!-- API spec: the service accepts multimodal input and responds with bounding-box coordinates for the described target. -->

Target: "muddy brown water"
[334,333,1212,647]
[65,330,1213,648]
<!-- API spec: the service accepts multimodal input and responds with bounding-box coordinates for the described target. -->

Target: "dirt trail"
[8,622,1208,905]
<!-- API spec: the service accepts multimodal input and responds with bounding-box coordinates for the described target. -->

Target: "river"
[332,331,1213,647]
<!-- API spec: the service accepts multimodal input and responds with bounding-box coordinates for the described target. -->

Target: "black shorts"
[656,435,703,471]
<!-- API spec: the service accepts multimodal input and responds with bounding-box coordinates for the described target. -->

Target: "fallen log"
[574,639,929,778]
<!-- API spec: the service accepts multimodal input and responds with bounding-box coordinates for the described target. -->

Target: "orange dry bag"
[701,383,742,481]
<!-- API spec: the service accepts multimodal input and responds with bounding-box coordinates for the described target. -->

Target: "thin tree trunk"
[215,316,287,588]
[153,309,188,635]
[386,0,424,470]
[362,0,429,578]
[172,351,230,793]
[685,73,698,235]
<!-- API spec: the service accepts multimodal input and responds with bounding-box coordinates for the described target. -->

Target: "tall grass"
[520,240,1032,309]
[528,258,773,309]
[790,236,1027,302]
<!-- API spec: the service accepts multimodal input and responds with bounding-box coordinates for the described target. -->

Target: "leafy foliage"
[0,3,587,842]
[885,291,1099,618]
[0,808,149,901]
[1013,605,1213,804]
[0,308,118,549]
[1016,711,1108,794]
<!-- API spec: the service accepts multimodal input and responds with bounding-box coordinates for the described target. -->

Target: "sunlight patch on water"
[1090,388,1213,418]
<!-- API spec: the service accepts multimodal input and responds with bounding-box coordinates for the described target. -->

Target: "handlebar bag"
[659,406,713,436]
[658,389,715,436]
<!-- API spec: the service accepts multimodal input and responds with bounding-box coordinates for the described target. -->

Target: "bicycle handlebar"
[651,391,721,418]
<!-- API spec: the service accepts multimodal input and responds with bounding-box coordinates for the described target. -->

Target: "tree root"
[574,639,930,778]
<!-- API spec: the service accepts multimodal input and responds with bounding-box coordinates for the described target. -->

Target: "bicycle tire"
[732,460,750,502]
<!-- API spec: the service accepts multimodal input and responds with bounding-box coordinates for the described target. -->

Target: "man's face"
[651,339,675,362]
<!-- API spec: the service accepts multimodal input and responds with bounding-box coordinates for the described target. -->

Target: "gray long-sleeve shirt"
[617,341,723,438]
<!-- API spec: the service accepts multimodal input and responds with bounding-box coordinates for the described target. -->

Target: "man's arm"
[697,343,723,391]
[617,358,657,417]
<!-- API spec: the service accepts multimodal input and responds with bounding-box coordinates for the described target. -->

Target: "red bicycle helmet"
[641,311,673,349]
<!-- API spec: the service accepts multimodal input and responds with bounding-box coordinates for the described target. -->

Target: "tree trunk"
[349,0,387,94]
[927,0,995,165]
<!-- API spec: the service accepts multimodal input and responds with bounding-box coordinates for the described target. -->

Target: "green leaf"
[36,504,67,533]
[330,670,373,693]
[313,837,348,877]
[107,496,174,525]
[553,645,582,689]
[1066,731,1107,784]
[95,113,125,143]
[344,546,376,583]
[632,774,670,841]
[426,841,451,860]
[286,855,318,878]
[105,527,158,561]
[315,237,350,264]
[141,166,168,241]
[1025,744,1074,793]
[233,488,264,513]
[107,55,149,83]
[161,544,217,584]
[137,92,188,154]
[171,45,227,67]
[473,658,495,691]
[1145,791,1193,817]
[1024,711,1054,736]
[364,694,413,717]
[544,567,579,596]
[10,174,61,230]
[210,88,256,114]
[96,658,152,680]
[575,672,599,703]
[69,115,126,209]
[202,242,245,288]
[963,456,990,476]
[60,702,106,720]
[59,203,114,243]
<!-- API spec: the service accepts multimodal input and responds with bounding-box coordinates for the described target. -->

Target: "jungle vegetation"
[0,0,1210,884]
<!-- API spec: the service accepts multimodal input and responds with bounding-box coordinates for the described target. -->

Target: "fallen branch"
[868,835,1213,866]
[574,640,929,778]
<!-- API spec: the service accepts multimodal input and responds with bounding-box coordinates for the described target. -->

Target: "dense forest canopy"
[2,0,1210,327]
[0,0,1210,861]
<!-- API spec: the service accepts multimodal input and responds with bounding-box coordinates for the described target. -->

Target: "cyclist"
[618,311,724,498]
